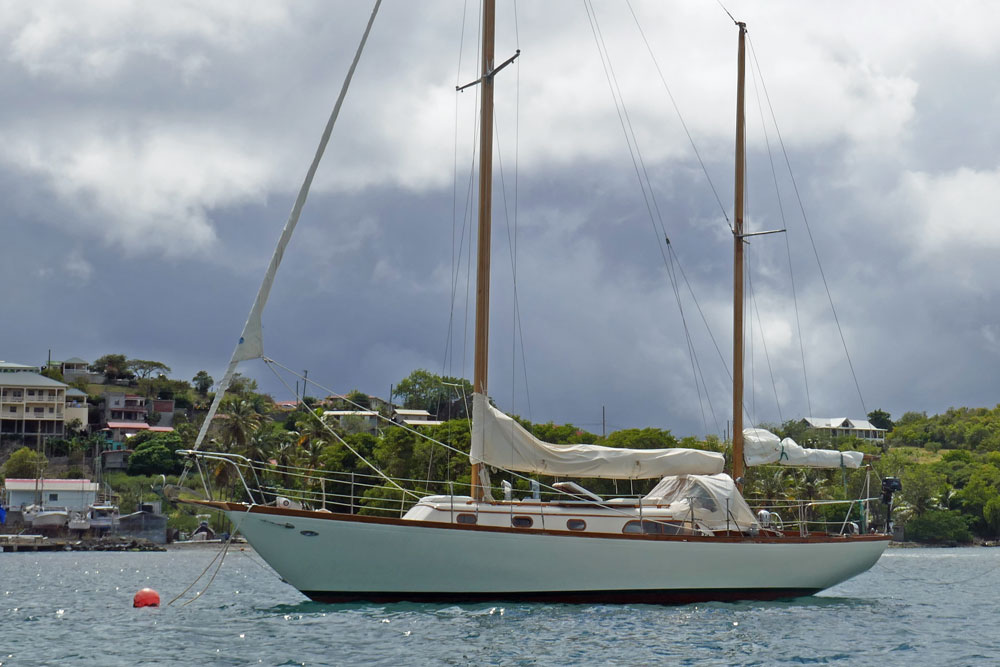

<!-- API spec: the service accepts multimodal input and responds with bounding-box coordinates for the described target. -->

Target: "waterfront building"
[3,478,99,511]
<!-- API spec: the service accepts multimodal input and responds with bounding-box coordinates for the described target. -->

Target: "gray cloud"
[3,1,1000,439]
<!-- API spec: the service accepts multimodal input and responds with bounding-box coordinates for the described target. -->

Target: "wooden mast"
[471,0,496,501]
[731,22,747,486]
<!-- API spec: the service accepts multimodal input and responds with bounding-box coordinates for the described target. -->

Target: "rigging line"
[445,69,480,377]
[747,262,784,424]
[714,0,739,25]
[259,361,671,523]
[443,95,478,379]
[747,39,801,420]
[189,0,382,457]
[588,2,668,233]
[262,359,418,499]
[587,0,719,436]
[512,0,532,423]
[672,248,760,431]
[747,35,866,415]
[493,104,533,424]
[445,0,470,378]
[583,0,661,248]
[625,0,730,224]
[263,357,470,466]
[666,245,714,435]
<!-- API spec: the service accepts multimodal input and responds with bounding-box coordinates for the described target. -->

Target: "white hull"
[223,505,888,604]
[29,510,69,529]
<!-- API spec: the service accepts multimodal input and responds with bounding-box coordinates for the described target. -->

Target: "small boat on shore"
[23,505,69,530]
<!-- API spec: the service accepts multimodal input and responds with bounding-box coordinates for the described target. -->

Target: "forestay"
[743,428,864,469]
[470,393,725,479]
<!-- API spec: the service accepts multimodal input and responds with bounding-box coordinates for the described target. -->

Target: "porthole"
[300,530,319,537]
[566,519,586,531]
[511,515,534,528]
[456,513,478,525]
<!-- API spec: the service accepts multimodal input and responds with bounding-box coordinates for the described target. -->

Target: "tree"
[394,369,473,420]
[127,441,180,476]
[129,359,171,381]
[345,389,371,410]
[901,466,946,517]
[64,418,85,437]
[192,371,214,395]
[89,354,134,383]
[867,409,894,432]
[985,497,1000,538]
[905,510,973,544]
[217,397,266,453]
[0,447,47,480]
[41,365,64,382]
[227,373,259,397]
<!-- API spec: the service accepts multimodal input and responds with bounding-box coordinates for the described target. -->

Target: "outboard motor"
[881,477,903,533]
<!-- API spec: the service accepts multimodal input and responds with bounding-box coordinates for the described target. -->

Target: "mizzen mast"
[731,21,747,486]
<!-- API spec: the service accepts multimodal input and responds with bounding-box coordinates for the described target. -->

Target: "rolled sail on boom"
[744,428,865,468]
[470,394,725,479]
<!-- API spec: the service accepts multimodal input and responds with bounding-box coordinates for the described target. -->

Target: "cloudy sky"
[3,0,999,438]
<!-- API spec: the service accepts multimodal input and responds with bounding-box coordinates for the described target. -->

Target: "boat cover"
[470,393,725,479]
[743,428,864,468]
[643,473,759,532]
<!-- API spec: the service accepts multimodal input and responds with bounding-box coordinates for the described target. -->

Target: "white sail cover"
[644,473,758,532]
[743,428,864,469]
[470,393,724,479]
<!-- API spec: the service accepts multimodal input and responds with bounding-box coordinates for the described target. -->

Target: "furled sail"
[191,1,382,452]
[743,428,864,469]
[470,393,725,479]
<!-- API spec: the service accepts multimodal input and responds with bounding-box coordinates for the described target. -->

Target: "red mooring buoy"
[133,588,161,608]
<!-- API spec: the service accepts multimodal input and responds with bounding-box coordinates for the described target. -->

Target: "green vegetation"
[1,447,48,480]
[6,356,1000,545]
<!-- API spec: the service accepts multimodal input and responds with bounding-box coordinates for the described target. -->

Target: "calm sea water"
[1,545,998,665]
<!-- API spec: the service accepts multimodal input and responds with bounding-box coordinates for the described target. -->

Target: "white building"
[802,417,886,443]
[323,410,380,434]
[3,478,99,511]
[0,370,72,440]
[393,408,444,427]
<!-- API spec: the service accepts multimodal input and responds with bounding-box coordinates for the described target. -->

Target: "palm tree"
[217,398,264,454]
[294,410,333,508]
[791,468,829,528]
[211,398,267,498]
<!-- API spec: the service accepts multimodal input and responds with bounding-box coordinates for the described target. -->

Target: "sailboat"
[180,2,893,604]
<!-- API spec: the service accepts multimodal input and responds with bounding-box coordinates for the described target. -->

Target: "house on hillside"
[322,410,380,435]
[801,417,886,443]
[0,360,38,373]
[148,398,176,427]
[0,370,72,441]
[393,408,443,428]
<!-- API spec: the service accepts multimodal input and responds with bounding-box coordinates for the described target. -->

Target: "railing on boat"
[176,450,883,538]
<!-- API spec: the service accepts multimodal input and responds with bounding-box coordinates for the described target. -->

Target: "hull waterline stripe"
[301,588,823,605]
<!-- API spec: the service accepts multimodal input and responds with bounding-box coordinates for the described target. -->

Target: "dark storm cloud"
[3,1,1000,439]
